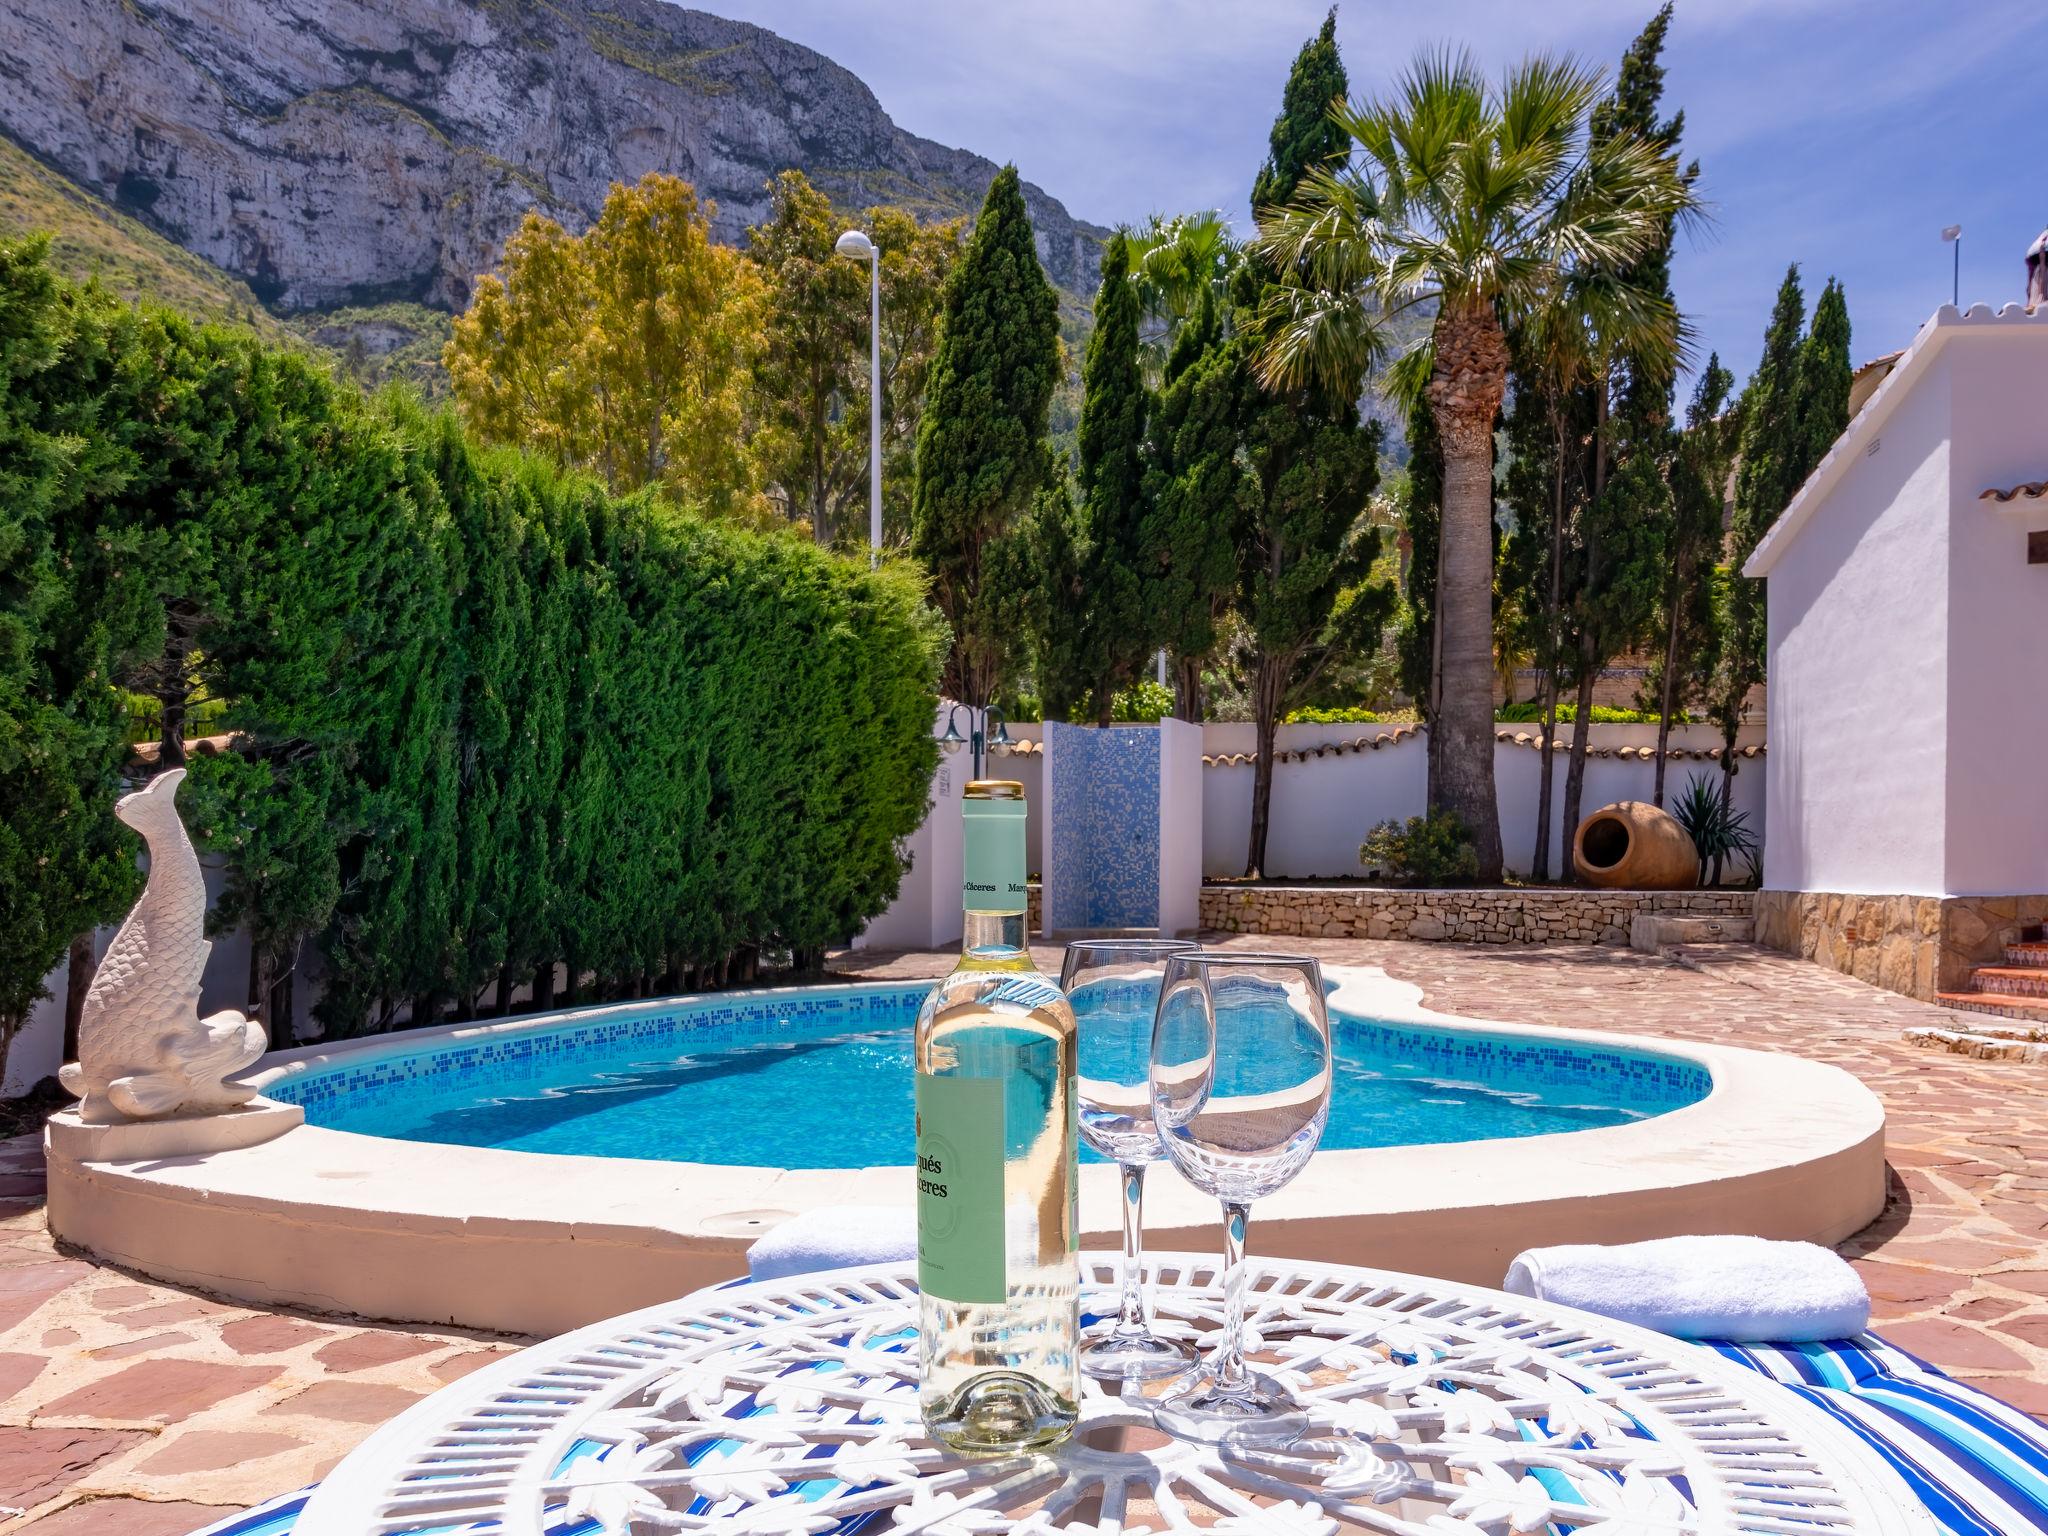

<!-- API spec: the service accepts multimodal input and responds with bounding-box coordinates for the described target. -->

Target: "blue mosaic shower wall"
[1045,723,1161,930]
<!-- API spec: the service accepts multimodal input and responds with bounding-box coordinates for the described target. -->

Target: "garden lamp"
[835,229,882,569]
[938,706,967,754]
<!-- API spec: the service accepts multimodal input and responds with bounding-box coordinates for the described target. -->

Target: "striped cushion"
[1707,1334,2048,1536]
[183,1489,312,1536]
[185,1334,2048,1536]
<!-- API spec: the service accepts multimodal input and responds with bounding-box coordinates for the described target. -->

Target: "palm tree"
[1252,49,1696,881]
[1123,210,1242,375]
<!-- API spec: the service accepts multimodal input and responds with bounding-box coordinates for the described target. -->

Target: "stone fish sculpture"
[60,768,267,1123]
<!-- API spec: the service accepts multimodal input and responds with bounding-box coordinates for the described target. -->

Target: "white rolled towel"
[1503,1235,1870,1342]
[747,1205,918,1283]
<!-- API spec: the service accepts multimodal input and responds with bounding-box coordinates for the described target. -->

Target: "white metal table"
[296,1252,1936,1536]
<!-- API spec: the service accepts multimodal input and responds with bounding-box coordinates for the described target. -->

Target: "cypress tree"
[1650,353,1736,806]
[911,165,1061,710]
[1141,287,1247,721]
[1065,231,1152,723]
[1237,15,1391,876]
[1716,265,1808,787]
[1795,279,1853,468]
[1251,8,1348,213]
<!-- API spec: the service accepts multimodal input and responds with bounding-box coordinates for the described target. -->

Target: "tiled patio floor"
[0,937,2039,1529]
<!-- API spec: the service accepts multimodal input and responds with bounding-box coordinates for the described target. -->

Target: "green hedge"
[0,237,943,1049]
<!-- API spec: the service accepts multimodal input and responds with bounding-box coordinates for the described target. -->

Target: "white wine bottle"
[916,779,1079,1453]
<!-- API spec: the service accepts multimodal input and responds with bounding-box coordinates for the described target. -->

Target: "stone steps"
[1969,965,2048,997]
[1629,914,1754,952]
[1931,990,2048,1021]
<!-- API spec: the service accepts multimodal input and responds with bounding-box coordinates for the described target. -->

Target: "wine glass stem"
[1113,1162,1149,1337]
[1214,1200,1252,1391]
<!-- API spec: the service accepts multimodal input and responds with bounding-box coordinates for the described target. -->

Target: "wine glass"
[1149,952,1332,1444]
[1062,939,1201,1382]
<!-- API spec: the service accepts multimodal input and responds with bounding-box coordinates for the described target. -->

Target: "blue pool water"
[268,982,1709,1168]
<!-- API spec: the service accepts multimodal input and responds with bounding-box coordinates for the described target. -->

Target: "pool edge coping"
[44,965,1886,1337]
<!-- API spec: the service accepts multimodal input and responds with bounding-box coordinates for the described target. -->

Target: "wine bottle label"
[961,795,1027,913]
[915,1071,1006,1304]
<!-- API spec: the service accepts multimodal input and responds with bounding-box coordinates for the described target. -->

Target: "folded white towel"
[747,1205,918,1283]
[1502,1235,1870,1342]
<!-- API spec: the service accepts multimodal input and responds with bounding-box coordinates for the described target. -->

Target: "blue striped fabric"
[1706,1333,2048,1535]
[182,1333,2048,1536]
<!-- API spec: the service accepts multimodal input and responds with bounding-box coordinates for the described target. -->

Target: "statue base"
[46,1098,304,1163]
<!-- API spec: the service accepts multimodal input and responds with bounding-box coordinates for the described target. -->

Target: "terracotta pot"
[1572,801,1699,890]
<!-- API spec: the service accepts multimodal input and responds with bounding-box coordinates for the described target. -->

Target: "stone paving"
[0,936,2041,1529]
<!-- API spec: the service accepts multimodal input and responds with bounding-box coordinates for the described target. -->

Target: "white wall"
[1199,720,1762,881]
[1943,332,2048,895]
[1156,717,1203,935]
[1764,352,1954,896]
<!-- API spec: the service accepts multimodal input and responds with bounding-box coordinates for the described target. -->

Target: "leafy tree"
[749,171,868,542]
[1142,289,1247,721]
[870,207,966,545]
[1254,49,1696,881]
[747,174,965,547]
[911,165,1062,711]
[444,174,767,523]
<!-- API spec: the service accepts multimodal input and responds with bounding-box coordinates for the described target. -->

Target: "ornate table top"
[298,1252,1936,1536]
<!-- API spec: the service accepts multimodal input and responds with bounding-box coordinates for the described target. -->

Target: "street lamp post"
[835,229,882,569]
[939,703,1012,781]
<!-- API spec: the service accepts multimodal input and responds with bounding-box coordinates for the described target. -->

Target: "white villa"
[1746,302,2048,1003]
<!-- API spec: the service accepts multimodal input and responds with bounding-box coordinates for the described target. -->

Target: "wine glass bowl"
[1149,952,1333,1444]
[1061,939,1201,1384]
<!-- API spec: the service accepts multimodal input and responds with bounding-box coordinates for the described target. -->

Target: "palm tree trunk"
[1424,302,1509,882]
[1245,650,1286,878]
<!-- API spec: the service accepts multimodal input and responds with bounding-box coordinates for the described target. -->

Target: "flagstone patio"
[0,937,2038,1530]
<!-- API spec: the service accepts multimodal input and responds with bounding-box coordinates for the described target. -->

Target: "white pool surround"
[44,966,1885,1337]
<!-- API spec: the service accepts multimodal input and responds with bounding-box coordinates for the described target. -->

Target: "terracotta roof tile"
[1980,481,2048,503]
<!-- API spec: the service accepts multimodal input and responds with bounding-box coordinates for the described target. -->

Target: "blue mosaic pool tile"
[1046,724,1161,931]
[266,984,933,1122]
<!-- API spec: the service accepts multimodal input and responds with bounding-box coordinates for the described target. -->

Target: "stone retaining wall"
[1755,890,2048,1000]
[1199,885,1755,946]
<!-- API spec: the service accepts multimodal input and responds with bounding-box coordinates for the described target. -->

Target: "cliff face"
[0,0,1105,313]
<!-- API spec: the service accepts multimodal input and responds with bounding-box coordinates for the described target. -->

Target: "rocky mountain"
[0,0,1107,316]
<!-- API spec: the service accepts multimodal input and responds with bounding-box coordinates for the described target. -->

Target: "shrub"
[1495,701,1690,725]
[1065,679,1174,723]
[1284,705,1414,725]
[1670,773,1759,887]
[1359,810,1480,886]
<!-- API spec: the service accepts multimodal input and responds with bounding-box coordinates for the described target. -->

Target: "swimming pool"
[265,981,1709,1168]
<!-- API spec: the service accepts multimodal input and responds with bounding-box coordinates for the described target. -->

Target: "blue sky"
[687,0,2047,389]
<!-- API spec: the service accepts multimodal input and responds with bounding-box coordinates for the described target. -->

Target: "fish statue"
[60,768,268,1124]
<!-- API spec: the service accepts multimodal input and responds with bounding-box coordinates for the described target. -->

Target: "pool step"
[1628,914,1754,953]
